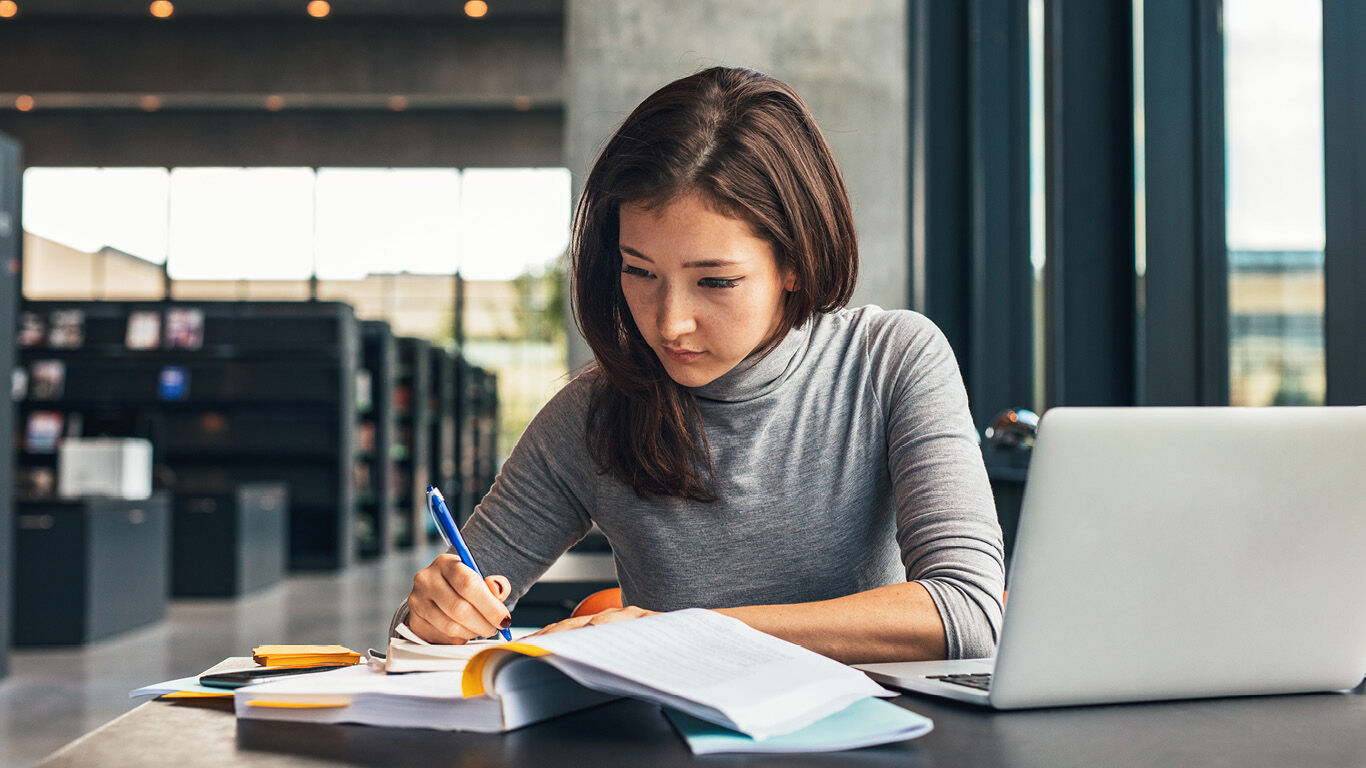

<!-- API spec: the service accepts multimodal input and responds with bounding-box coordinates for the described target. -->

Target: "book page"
[514,609,888,739]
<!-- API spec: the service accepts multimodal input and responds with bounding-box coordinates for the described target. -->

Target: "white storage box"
[57,438,153,500]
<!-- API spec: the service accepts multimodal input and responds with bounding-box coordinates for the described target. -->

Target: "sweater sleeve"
[865,309,1006,659]
[388,371,598,638]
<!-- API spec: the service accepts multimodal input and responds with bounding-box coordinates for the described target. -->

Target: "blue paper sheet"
[664,697,933,754]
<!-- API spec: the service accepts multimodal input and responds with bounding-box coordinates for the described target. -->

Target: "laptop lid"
[988,407,1366,709]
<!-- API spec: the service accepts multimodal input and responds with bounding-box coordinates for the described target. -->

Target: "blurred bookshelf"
[356,320,396,558]
[392,336,431,549]
[12,300,358,571]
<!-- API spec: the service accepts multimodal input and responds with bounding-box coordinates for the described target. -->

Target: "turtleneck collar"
[687,319,811,403]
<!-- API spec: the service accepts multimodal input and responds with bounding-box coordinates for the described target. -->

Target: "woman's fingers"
[486,574,512,601]
[432,555,512,633]
[407,598,483,644]
[409,554,512,639]
[527,606,658,637]
[411,560,495,638]
[585,606,656,626]
[526,615,595,637]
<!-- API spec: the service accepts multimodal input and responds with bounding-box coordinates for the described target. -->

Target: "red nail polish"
[500,616,512,629]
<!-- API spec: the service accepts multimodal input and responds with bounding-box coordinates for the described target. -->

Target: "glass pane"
[315,168,461,279]
[167,167,314,281]
[456,168,572,454]
[457,168,571,281]
[1224,0,1325,406]
[21,167,169,300]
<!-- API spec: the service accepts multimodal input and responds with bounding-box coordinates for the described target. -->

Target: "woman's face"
[618,193,796,388]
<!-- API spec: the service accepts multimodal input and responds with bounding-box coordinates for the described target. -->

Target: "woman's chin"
[660,356,727,388]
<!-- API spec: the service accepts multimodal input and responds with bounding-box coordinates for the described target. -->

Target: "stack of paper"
[234,663,613,732]
[130,657,259,699]
[252,645,361,667]
[384,638,506,673]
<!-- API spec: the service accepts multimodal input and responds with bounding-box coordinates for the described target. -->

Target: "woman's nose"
[657,286,697,340]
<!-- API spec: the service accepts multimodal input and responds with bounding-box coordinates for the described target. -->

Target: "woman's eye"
[699,277,741,289]
[621,265,652,278]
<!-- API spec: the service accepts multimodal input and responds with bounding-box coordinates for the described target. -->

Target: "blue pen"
[427,486,512,641]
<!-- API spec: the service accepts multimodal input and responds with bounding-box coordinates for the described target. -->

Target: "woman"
[395,66,1004,664]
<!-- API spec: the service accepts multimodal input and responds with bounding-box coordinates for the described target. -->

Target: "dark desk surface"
[38,681,1366,767]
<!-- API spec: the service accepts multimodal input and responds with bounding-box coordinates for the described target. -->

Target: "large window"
[1224,0,1325,406]
[22,165,572,455]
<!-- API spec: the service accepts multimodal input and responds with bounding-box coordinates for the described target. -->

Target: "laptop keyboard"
[927,673,992,691]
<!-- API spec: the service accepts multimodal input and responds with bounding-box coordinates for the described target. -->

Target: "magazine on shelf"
[48,309,85,348]
[126,310,162,350]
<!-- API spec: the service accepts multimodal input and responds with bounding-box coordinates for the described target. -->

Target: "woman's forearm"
[715,581,947,665]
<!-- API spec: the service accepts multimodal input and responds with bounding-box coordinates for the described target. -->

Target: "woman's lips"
[664,347,703,363]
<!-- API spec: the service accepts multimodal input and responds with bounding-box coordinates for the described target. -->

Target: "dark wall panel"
[0,19,564,99]
[1138,0,1227,406]
[1044,0,1135,408]
[0,132,17,676]
[1324,0,1366,405]
[0,108,564,168]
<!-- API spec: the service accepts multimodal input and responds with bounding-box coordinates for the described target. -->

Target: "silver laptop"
[858,407,1366,709]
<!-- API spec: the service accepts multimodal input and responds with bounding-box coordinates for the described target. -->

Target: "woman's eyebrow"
[619,245,741,269]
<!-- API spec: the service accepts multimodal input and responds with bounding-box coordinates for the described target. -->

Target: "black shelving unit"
[392,336,431,549]
[14,493,171,645]
[13,300,358,571]
[356,320,396,559]
[0,130,20,676]
[171,482,288,597]
[426,345,458,542]
[458,362,499,525]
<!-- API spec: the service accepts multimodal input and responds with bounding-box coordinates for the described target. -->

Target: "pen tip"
[426,486,434,493]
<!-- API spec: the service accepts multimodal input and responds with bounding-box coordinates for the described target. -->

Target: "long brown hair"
[572,66,858,501]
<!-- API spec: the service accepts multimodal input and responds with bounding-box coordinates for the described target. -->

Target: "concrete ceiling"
[0,1,568,166]
[1,0,562,19]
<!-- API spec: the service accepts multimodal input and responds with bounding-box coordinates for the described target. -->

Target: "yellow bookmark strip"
[461,642,551,698]
[160,691,233,699]
[245,700,351,709]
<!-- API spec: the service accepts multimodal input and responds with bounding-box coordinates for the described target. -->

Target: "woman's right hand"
[405,553,513,644]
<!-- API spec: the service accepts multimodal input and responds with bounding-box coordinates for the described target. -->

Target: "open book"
[236,609,894,739]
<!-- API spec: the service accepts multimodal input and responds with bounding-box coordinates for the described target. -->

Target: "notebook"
[236,608,895,739]
[857,406,1366,709]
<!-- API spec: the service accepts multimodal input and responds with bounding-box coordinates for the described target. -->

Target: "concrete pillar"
[565,0,909,368]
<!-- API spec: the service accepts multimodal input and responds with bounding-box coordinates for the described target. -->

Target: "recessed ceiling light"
[388,95,409,112]
[149,1,174,19]
[464,1,488,19]
[264,95,286,111]
[15,94,35,112]
[306,1,330,18]
[140,95,162,112]
[0,2,19,20]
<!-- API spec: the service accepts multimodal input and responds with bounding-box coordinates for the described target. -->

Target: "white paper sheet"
[511,609,892,740]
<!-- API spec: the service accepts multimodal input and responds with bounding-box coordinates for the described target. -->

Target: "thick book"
[235,609,894,739]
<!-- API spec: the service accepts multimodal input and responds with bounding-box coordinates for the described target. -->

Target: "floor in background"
[0,546,440,768]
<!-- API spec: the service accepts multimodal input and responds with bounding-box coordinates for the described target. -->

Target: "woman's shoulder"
[816,305,960,406]
[514,365,602,452]
[532,364,601,426]
[821,304,949,355]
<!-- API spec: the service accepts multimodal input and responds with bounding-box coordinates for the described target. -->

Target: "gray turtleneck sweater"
[393,306,1006,659]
